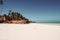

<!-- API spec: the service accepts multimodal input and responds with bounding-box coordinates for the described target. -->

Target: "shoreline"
[0,23,60,26]
[0,23,60,40]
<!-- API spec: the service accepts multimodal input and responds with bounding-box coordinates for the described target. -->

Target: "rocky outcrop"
[0,11,30,24]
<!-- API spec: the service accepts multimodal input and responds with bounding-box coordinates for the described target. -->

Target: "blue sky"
[0,0,60,22]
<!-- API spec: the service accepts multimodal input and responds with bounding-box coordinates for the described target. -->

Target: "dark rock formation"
[0,11,30,24]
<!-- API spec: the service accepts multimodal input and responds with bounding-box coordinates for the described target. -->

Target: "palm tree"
[0,0,3,15]
[16,12,23,20]
[0,0,3,5]
[8,10,30,23]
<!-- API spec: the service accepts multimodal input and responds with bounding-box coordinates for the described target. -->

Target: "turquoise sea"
[38,22,60,24]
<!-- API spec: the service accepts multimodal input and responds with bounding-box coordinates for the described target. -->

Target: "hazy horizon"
[0,0,60,22]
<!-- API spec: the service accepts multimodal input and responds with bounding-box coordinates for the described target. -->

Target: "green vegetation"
[0,10,30,24]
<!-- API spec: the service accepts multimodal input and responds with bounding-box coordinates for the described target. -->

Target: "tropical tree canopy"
[0,10,30,23]
[8,10,29,21]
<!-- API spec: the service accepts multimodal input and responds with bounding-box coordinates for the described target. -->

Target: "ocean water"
[39,22,60,24]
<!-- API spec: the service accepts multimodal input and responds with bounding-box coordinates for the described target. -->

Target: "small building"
[0,16,6,23]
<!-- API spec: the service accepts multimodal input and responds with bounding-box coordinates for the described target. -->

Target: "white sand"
[0,23,60,40]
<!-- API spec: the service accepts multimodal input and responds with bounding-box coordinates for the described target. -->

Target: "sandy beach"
[0,23,60,40]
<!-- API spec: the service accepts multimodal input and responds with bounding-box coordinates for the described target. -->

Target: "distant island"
[0,10,32,24]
